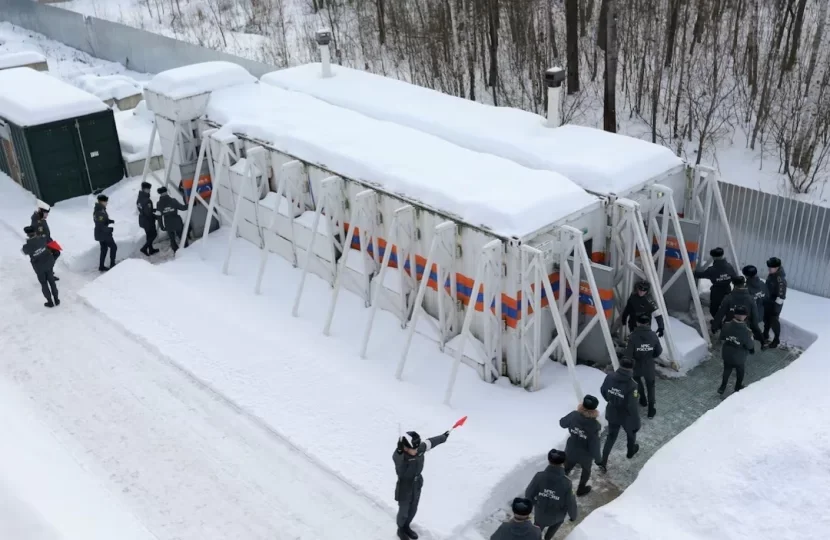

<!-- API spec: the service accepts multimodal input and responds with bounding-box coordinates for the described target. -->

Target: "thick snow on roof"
[145,61,256,100]
[0,68,108,126]
[262,64,685,195]
[75,73,142,102]
[0,50,46,69]
[205,83,598,238]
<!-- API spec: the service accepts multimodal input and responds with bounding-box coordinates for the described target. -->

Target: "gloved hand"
[443,430,450,439]
[657,327,664,338]
[749,348,755,355]
[396,439,404,453]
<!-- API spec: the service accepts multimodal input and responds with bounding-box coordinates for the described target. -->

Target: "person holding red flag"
[31,202,60,280]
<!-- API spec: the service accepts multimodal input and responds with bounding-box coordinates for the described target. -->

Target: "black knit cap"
[157,186,168,194]
[582,395,599,410]
[636,313,651,325]
[141,181,152,190]
[733,305,749,316]
[511,497,533,516]
[710,247,725,258]
[732,276,746,287]
[547,449,566,465]
[742,265,758,277]
[97,194,108,202]
[620,356,634,369]
[766,257,782,268]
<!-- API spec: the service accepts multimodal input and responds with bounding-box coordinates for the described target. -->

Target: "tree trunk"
[488,0,499,105]
[566,0,580,93]
[785,0,809,71]
[376,0,386,46]
[603,0,618,132]
[597,0,608,51]
[803,0,828,94]
[665,0,680,67]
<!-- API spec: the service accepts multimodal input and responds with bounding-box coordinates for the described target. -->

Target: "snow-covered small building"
[0,51,48,72]
[0,68,124,204]
[74,74,143,111]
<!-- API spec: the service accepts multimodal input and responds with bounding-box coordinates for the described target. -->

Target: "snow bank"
[115,101,162,161]
[145,61,256,99]
[206,83,598,238]
[74,73,142,102]
[0,50,46,69]
[658,316,708,373]
[262,64,684,194]
[0,172,150,272]
[568,327,829,540]
[0,376,155,540]
[79,231,607,538]
[0,67,107,126]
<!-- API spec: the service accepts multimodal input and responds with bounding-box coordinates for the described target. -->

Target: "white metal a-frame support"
[645,185,710,345]
[292,176,345,317]
[690,165,740,270]
[222,146,268,276]
[610,198,681,368]
[519,244,583,401]
[254,159,306,295]
[323,189,379,335]
[444,238,503,406]
[396,221,457,380]
[556,225,619,371]
[360,204,417,359]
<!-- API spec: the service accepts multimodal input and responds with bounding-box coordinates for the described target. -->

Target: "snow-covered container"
[115,101,164,177]
[199,81,617,380]
[0,68,124,204]
[75,74,143,111]
[0,51,48,72]
[143,62,257,189]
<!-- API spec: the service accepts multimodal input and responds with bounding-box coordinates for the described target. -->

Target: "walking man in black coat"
[156,187,190,253]
[712,276,764,343]
[393,429,450,540]
[490,498,542,540]
[93,194,117,272]
[559,395,601,497]
[718,305,755,394]
[597,357,641,471]
[742,265,766,324]
[31,204,60,280]
[625,313,662,418]
[525,449,577,539]
[620,281,665,337]
[21,226,59,308]
[762,257,787,349]
[694,247,738,319]
[137,182,159,256]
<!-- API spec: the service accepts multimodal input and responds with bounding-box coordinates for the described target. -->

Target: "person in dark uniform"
[393,430,450,540]
[525,449,577,540]
[620,280,665,337]
[490,498,542,540]
[137,182,159,256]
[743,265,766,324]
[712,276,764,343]
[597,357,641,471]
[559,395,601,497]
[93,194,117,272]
[30,204,60,280]
[694,247,737,319]
[718,305,755,394]
[21,226,59,308]
[625,313,662,418]
[156,187,190,253]
[762,257,787,349]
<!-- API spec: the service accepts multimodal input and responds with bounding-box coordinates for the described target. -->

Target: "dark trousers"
[49,248,60,262]
[564,459,592,490]
[536,520,564,540]
[636,376,655,408]
[36,267,58,303]
[601,423,637,465]
[99,239,117,268]
[710,290,727,319]
[168,225,184,252]
[141,224,158,252]
[721,364,745,390]
[762,308,781,342]
[396,481,422,529]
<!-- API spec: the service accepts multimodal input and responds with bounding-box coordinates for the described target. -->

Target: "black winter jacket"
[713,287,763,341]
[157,194,188,231]
[764,268,787,315]
[746,276,767,321]
[720,320,755,367]
[625,326,663,380]
[525,465,577,527]
[392,432,448,501]
[601,368,641,431]
[137,191,156,229]
[621,292,664,330]
[489,520,542,540]
[93,203,114,242]
[30,211,51,241]
[21,236,55,273]
[559,409,601,465]
[695,259,738,294]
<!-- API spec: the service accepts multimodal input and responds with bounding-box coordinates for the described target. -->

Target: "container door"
[0,118,21,183]
[26,122,89,204]
[75,111,125,192]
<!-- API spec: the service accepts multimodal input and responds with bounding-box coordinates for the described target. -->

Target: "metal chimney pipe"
[316,29,333,78]
[544,67,566,128]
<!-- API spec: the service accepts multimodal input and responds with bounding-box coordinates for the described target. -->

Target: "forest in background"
[122,0,830,194]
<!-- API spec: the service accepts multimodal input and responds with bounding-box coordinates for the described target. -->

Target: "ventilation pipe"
[544,67,566,128]
[316,29,333,78]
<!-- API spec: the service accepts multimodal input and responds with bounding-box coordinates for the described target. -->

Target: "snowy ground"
[0,223,396,540]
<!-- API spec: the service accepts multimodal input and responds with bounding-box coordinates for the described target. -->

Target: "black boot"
[396,529,409,540]
[639,395,648,407]
[149,247,160,255]
[769,339,780,349]
[717,386,726,395]
[44,301,54,308]
[55,298,61,306]
[403,525,419,539]
[140,246,150,256]
[627,444,640,459]
[648,407,656,419]
[54,275,60,281]
[99,266,109,272]
[596,461,607,474]
[576,485,592,497]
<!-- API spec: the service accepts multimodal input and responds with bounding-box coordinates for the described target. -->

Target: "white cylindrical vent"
[316,29,333,78]
[544,67,566,128]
